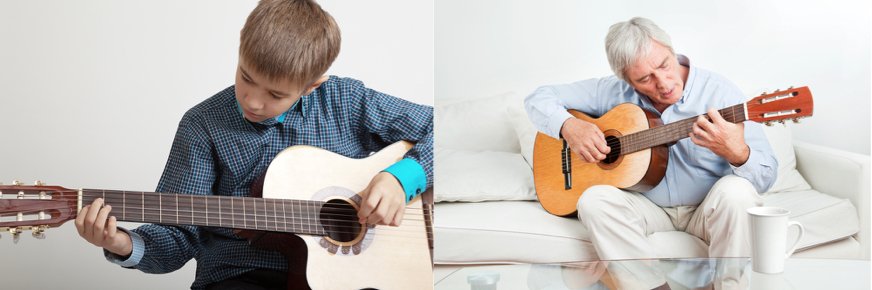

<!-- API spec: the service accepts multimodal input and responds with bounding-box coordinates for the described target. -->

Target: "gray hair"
[605,17,674,81]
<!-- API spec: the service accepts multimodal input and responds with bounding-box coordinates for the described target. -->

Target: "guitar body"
[251,141,432,290]
[533,103,668,217]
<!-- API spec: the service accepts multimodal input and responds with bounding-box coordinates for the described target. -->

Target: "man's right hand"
[75,198,133,257]
[560,117,610,163]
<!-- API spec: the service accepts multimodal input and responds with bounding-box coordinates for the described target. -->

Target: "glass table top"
[435,258,870,290]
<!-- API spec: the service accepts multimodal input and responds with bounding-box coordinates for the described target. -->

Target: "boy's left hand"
[357,172,405,226]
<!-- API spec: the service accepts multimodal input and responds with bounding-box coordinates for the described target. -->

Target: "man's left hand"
[357,172,405,226]
[689,108,750,166]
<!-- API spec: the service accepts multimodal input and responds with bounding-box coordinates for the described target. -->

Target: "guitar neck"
[619,103,746,154]
[79,189,327,236]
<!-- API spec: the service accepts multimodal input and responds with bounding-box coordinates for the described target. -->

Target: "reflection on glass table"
[435,258,870,290]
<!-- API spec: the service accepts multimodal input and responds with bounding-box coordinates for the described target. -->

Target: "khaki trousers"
[576,175,763,289]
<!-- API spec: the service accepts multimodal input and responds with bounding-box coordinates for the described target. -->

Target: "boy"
[74,0,433,289]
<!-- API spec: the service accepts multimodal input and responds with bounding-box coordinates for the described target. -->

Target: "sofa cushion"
[434,201,708,264]
[436,92,520,153]
[434,189,859,264]
[435,148,536,202]
[762,189,860,250]
[760,124,812,193]
[505,93,536,168]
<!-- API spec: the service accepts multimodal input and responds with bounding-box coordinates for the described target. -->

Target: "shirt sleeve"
[730,121,779,193]
[103,226,145,267]
[721,84,779,193]
[524,78,610,139]
[344,79,433,201]
[118,111,215,273]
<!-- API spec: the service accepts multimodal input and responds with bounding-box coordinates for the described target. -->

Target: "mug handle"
[784,221,805,258]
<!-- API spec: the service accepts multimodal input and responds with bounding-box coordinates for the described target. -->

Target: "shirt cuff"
[383,158,427,203]
[104,227,145,268]
[548,110,574,139]
[731,148,762,177]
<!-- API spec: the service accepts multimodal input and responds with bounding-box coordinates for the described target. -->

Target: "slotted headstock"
[0,181,79,242]
[745,86,814,126]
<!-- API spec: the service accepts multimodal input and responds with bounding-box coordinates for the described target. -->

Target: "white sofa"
[433,92,870,275]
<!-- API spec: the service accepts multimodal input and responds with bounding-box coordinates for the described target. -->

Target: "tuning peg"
[774,88,781,92]
[778,119,785,124]
[31,226,46,239]
[764,121,773,126]
[12,180,22,186]
[34,180,45,186]
[789,86,794,89]
[9,227,21,244]
[792,118,800,124]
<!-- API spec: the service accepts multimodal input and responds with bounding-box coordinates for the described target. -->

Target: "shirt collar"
[676,54,695,105]
[234,99,296,126]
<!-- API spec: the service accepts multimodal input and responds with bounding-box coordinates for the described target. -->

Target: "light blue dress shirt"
[524,55,777,207]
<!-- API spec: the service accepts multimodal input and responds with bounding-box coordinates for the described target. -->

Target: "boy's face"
[234,59,306,123]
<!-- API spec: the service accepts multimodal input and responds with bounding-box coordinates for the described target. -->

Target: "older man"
[525,17,777,289]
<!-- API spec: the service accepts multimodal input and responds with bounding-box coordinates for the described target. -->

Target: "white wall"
[0,1,432,289]
[436,0,871,155]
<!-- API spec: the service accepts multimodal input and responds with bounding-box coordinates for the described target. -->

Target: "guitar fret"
[205,195,208,226]
[272,199,278,232]
[282,199,288,232]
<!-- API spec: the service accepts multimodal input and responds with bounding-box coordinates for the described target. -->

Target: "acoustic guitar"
[0,141,433,290]
[532,87,814,217]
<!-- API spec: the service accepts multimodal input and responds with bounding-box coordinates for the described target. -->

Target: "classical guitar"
[532,87,814,217]
[0,141,433,290]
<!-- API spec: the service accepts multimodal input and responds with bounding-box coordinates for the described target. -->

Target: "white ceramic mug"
[747,206,804,274]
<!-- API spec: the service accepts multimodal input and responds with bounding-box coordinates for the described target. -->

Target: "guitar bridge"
[562,140,572,190]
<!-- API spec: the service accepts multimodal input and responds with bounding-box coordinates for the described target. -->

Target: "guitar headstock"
[745,86,814,126]
[0,181,78,243]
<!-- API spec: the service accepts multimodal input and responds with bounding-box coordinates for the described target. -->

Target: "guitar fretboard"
[617,104,746,154]
[81,189,327,236]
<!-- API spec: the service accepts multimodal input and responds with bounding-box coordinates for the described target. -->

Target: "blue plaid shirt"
[105,76,433,289]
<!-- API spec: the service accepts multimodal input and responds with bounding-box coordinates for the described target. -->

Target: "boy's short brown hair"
[240,0,341,90]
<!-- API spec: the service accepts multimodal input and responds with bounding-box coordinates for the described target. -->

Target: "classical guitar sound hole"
[320,199,361,243]
[602,135,621,164]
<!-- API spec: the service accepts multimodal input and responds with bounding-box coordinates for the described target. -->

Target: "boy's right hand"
[74,198,133,257]
[560,117,611,163]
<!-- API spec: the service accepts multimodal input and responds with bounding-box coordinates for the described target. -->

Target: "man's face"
[234,59,303,123]
[624,41,684,110]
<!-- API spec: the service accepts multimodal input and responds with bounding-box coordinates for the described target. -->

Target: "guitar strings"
[74,191,431,223]
[601,105,742,150]
[562,106,744,163]
[71,189,429,217]
[19,203,435,240]
[21,190,436,237]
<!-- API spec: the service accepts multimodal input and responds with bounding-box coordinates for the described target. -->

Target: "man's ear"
[303,75,329,95]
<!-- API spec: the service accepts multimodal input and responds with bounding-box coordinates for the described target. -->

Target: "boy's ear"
[303,75,329,95]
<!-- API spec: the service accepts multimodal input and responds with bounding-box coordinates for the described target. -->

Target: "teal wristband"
[383,158,427,202]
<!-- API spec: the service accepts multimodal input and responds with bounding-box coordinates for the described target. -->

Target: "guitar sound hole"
[320,199,361,243]
[602,135,621,164]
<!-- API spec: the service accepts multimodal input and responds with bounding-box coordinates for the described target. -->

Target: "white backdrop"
[436,0,871,155]
[0,1,433,289]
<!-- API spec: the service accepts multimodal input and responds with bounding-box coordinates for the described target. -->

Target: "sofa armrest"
[794,141,870,259]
